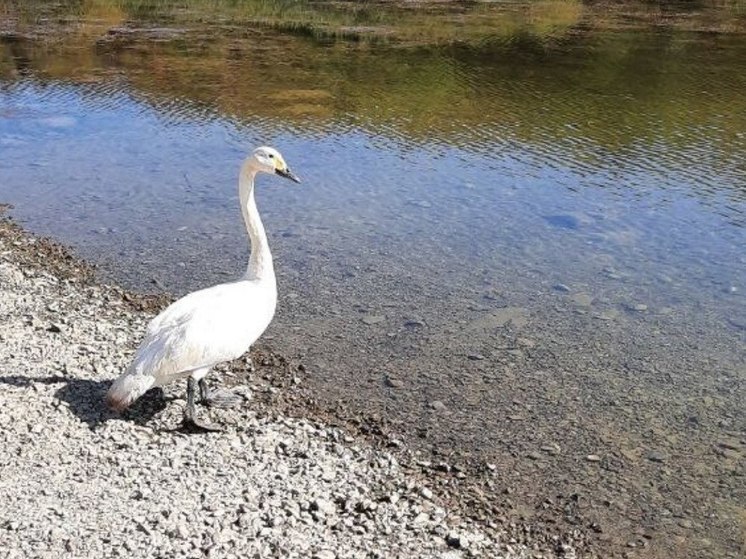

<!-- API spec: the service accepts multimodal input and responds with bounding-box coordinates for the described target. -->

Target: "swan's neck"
[239,166,274,281]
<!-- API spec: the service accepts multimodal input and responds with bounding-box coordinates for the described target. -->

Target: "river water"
[1,1,744,557]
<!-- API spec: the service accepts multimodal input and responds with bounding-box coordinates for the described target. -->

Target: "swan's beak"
[276,167,301,184]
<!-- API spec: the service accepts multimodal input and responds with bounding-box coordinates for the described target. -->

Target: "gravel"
[0,231,547,558]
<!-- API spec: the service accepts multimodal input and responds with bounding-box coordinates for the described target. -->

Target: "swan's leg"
[194,367,244,409]
[198,378,245,409]
[192,367,238,408]
[182,377,221,433]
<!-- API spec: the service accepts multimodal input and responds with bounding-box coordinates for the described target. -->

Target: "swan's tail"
[105,371,155,412]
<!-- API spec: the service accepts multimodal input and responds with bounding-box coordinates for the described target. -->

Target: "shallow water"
[1,1,745,557]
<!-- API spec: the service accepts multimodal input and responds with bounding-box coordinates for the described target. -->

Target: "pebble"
[467,307,529,330]
[430,400,447,411]
[646,450,666,463]
[553,283,571,293]
[570,293,593,307]
[361,315,385,325]
[446,532,463,549]
[594,310,619,321]
[310,498,336,516]
[717,439,741,451]
[586,454,601,463]
[384,376,404,389]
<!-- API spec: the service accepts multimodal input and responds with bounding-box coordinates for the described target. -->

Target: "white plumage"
[106,147,300,429]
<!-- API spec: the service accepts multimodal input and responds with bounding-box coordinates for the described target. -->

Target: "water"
[1,2,745,557]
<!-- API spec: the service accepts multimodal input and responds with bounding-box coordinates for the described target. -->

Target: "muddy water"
[1,1,745,557]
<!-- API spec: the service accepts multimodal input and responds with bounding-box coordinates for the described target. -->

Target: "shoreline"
[0,212,588,557]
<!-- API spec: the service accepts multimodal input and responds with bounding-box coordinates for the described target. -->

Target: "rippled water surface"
[1,1,745,557]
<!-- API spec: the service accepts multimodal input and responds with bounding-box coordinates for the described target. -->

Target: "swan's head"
[251,146,301,183]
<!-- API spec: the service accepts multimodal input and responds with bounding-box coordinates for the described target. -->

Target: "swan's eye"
[268,154,274,159]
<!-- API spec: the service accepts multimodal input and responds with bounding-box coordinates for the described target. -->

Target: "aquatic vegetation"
[3,0,581,45]
[4,0,745,46]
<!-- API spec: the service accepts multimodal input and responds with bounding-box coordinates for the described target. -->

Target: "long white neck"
[239,163,274,281]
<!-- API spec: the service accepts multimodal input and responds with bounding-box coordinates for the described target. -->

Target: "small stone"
[646,450,666,463]
[310,498,336,516]
[313,551,335,559]
[446,532,462,549]
[624,302,648,312]
[553,283,571,293]
[412,512,429,525]
[516,337,536,348]
[409,200,432,208]
[586,454,601,462]
[570,292,593,307]
[467,353,485,361]
[420,487,433,500]
[361,315,385,325]
[430,400,446,411]
[467,307,528,330]
[384,376,404,389]
[717,439,741,451]
[527,451,542,460]
[544,214,580,229]
[594,310,619,321]
[48,323,63,333]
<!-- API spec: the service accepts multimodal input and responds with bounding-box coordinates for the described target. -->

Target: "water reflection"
[1,3,745,558]
[3,11,745,216]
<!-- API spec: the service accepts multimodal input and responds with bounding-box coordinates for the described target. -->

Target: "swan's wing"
[139,281,275,380]
[107,281,276,410]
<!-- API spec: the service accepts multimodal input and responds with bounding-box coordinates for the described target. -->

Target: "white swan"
[106,147,300,431]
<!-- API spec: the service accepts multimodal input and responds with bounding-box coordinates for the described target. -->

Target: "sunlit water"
[1,2,745,557]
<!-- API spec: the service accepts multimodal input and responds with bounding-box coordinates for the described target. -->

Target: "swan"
[106,146,300,431]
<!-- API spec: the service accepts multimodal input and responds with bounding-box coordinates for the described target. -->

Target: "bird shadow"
[0,374,168,429]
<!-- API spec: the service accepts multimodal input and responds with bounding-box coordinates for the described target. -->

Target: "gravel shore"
[0,218,563,558]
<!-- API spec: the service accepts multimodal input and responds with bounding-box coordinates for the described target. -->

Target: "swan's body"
[106,147,300,429]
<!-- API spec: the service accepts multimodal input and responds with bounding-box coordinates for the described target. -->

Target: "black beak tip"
[277,168,301,184]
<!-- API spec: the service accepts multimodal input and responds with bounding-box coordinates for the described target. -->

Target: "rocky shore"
[0,216,578,558]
